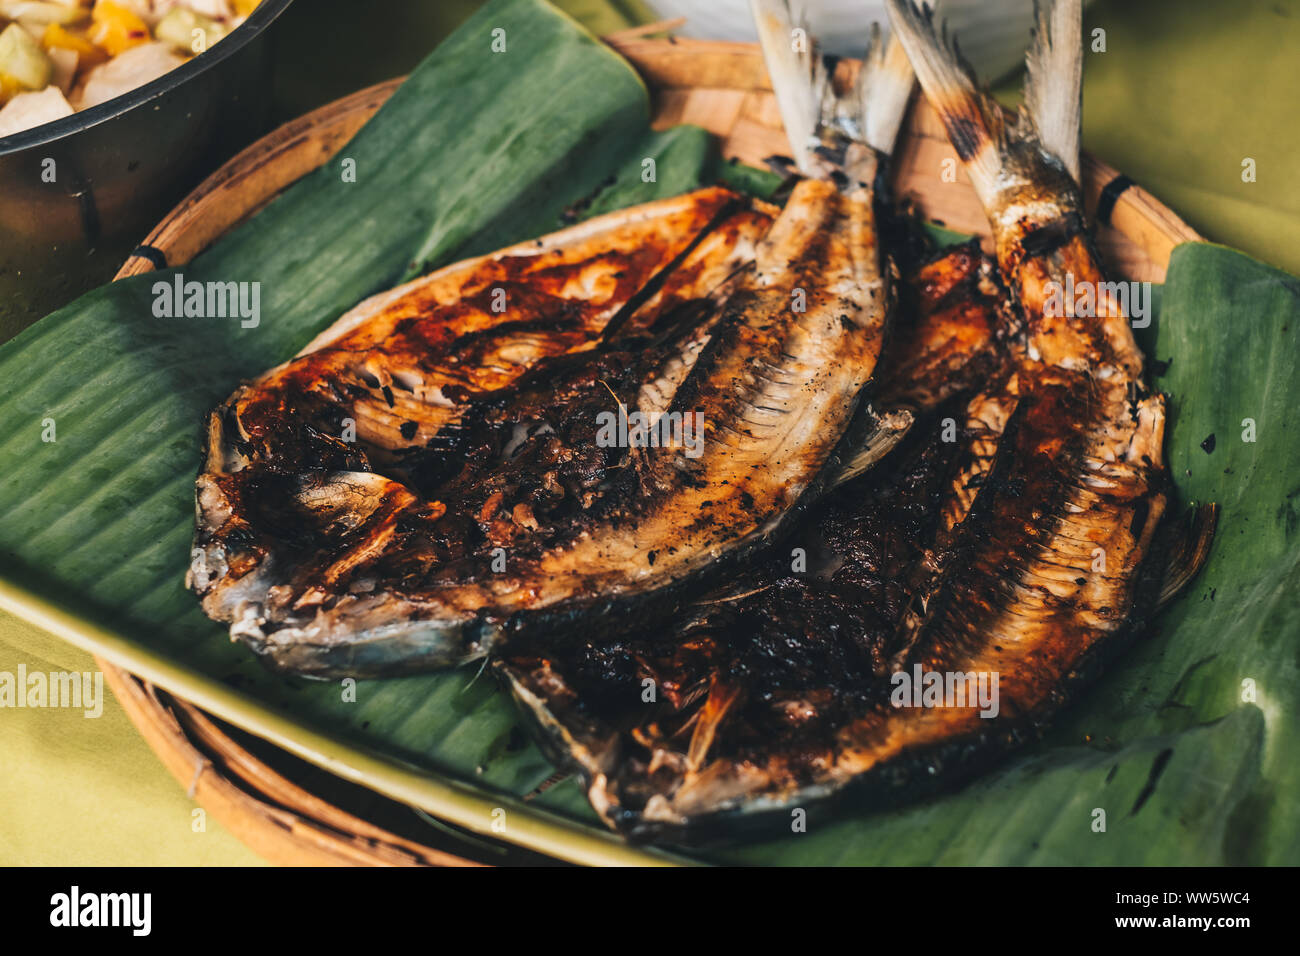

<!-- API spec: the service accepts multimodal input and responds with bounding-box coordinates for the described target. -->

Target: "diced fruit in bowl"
[42,22,108,66]
[88,0,150,56]
[0,0,262,139]
[73,39,180,108]
[0,83,71,136]
[0,21,53,90]
[154,6,226,53]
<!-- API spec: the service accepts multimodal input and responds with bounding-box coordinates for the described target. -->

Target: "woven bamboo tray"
[98,23,1203,867]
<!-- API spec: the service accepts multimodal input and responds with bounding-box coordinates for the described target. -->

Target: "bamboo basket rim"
[94,28,1204,867]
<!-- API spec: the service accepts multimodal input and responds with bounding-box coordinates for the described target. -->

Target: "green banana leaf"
[0,0,1296,865]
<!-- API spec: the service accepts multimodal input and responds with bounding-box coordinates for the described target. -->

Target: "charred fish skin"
[885,0,1169,606]
[425,170,906,658]
[511,365,1165,842]
[873,239,1017,413]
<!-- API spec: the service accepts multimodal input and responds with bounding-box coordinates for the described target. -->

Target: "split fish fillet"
[189,14,918,677]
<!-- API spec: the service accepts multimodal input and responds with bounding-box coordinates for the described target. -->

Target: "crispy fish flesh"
[189,15,918,677]
[495,244,1022,839]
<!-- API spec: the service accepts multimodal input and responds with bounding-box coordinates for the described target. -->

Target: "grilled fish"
[496,0,1216,842]
[495,242,1022,839]
[819,0,1204,807]
[190,187,773,674]
[189,10,918,677]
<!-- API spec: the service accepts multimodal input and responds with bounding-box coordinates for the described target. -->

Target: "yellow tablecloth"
[1052,0,1300,277]
[3,0,1297,866]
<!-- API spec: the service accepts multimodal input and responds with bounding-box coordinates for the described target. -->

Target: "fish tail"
[751,0,914,179]
[751,0,822,174]
[888,1,1150,389]
[1024,0,1083,185]
[884,0,1083,209]
[882,0,1008,205]
[854,24,917,157]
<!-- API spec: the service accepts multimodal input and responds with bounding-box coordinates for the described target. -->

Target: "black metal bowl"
[0,0,295,341]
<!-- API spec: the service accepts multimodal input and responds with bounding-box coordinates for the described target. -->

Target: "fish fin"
[751,0,820,174]
[686,676,740,773]
[1155,502,1219,610]
[693,582,775,607]
[883,1,1008,205]
[855,24,917,156]
[1023,0,1083,184]
[832,407,914,486]
[752,1,914,177]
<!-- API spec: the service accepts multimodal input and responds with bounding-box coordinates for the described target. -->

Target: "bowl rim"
[0,0,295,155]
